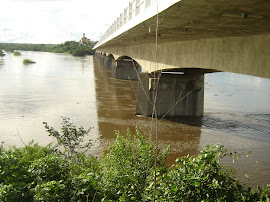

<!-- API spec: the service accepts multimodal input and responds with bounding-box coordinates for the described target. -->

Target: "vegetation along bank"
[0,118,269,201]
[0,41,95,57]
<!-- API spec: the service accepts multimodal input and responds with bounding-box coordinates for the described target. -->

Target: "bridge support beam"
[136,71,204,117]
[111,57,140,80]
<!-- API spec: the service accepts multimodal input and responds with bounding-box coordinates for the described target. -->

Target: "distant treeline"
[0,41,95,56]
[0,43,56,52]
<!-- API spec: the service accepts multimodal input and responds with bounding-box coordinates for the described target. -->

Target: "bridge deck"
[95,0,270,79]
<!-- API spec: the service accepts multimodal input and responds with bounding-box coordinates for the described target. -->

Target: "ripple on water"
[202,113,270,144]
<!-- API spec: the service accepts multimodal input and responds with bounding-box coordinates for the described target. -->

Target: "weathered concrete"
[136,71,204,117]
[105,54,116,69]
[98,34,270,79]
[95,0,270,79]
[111,56,141,80]
[95,0,270,117]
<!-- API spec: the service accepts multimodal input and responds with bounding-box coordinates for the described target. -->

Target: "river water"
[0,51,269,187]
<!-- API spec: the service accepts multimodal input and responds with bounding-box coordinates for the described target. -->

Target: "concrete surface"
[95,0,270,79]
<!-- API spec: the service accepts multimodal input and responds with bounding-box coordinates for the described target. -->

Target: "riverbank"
[0,121,269,201]
[0,41,95,56]
[1,52,270,188]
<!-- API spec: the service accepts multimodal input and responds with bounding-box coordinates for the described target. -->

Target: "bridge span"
[94,0,270,117]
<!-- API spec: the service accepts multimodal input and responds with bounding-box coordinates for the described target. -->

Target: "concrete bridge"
[94,0,270,117]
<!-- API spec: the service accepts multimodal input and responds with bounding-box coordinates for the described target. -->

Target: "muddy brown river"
[0,51,269,187]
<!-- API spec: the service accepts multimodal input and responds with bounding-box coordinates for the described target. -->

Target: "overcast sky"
[0,0,128,44]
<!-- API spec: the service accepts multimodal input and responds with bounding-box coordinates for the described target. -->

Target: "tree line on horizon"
[0,41,95,57]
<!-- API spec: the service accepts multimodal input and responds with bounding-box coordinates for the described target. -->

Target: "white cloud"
[0,0,128,44]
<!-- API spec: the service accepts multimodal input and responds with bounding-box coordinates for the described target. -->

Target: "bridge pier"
[95,52,101,59]
[136,71,204,117]
[111,56,141,80]
[95,52,107,66]
[105,55,116,69]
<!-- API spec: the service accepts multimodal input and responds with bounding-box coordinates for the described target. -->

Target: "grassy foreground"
[0,118,269,201]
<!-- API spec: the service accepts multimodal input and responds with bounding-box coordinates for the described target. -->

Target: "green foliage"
[23,59,36,64]
[0,138,100,201]
[49,41,95,56]
[33,180,66,201]
[13,50,21,56]
[29,154,70,182]
[0,43,56,52]
[43,117,93,159]
[0,142,57,201]
[145,144,270,201]
[0,119,269,201]
[100,129,169,201]
[0,41,95,57]
[69,173,101,201]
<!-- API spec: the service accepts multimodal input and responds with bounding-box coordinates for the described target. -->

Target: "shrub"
[29,154,70,182]
[100,129,169,201]
[23,58,35,64]
[145,144,270,201]
[33,180,67,201]
[0,141,100,201]
[43,117,93,159]
[0,119,269,201]
[0,142,57,201]
[13,50,21,56]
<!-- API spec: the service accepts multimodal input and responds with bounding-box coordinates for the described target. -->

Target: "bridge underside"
[98,34,270,79]
[96,0,270,79]
[95,0,270,117]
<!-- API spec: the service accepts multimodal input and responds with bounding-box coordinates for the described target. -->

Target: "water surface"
[0,51,269,187]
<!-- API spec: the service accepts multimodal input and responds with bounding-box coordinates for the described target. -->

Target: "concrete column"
[96,53,105,62]
[104,56,116,69]
[103,56,108,68]
[95,52,101,59]
[136,72,204,117]
[106,57,113,69]
[111,58,141,80]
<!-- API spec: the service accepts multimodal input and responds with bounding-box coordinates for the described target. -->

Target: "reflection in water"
[0,52,269,187]
[93,57,270,187]
[93,57,201,161]
[202,113,270,143]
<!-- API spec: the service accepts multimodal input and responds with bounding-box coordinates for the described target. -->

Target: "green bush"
[43,117,93,159]
[33,180,67,201]
[49,41,95,56]
[100,129,169,201]
[0,142,57,201]
[145,144,270,201]
[13,50,21,56]
[0,119,269,201]
[23,59,35,64]
[29,154,70,182]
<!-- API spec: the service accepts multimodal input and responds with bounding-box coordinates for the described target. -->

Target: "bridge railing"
[94,0,180,50]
